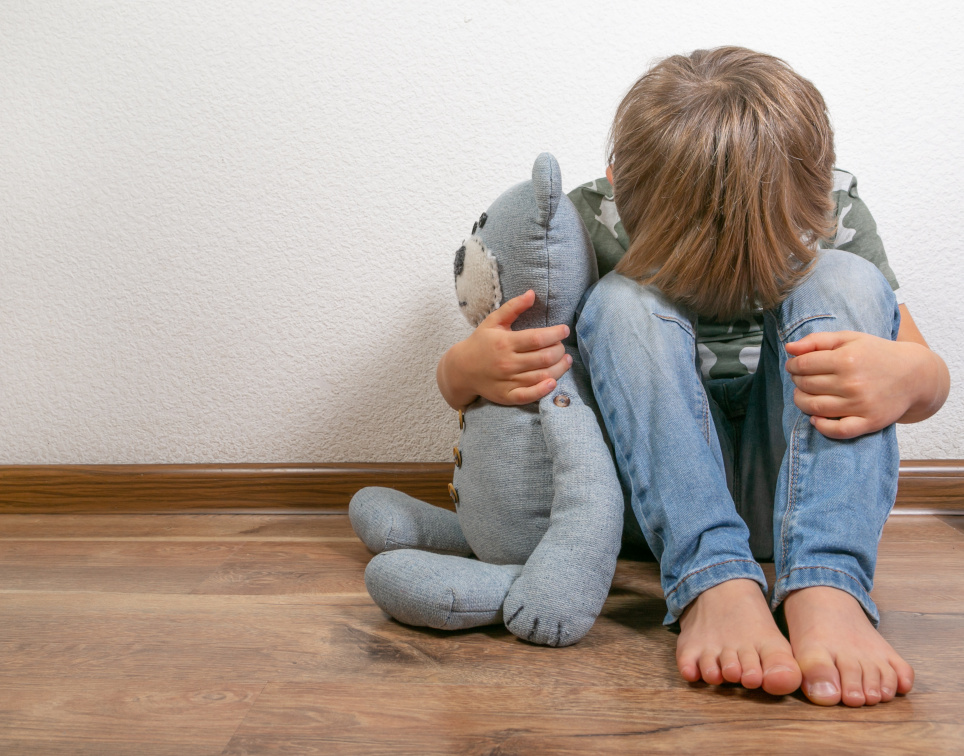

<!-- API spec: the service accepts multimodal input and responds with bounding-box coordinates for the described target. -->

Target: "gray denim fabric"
[364,551,522,630]
[349,487,471,556]
[350,154,624,646]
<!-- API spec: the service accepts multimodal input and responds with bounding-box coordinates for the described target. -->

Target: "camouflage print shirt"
[568,170,901,380]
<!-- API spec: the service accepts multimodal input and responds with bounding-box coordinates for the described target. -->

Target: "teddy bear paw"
[502,598,594,648]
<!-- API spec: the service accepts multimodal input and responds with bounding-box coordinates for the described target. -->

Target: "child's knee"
[782,250,898,339]
[808,250,895,312]
[578,272,692,344]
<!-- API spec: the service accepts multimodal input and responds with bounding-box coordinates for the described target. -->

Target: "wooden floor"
[1,512,962,755]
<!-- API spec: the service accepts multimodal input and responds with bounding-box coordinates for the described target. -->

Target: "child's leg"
[576,272,800,695]
[758,248,914,706]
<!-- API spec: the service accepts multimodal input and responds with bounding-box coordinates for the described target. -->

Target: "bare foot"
[783,586,915,707]
[677,579,801,695]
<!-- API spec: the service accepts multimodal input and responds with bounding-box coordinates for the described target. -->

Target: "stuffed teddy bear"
[349,153,623,647]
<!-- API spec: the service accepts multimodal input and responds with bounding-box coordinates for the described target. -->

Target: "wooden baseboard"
[889,460,964,514]
[0,460,961,515]
[0,463,454,514]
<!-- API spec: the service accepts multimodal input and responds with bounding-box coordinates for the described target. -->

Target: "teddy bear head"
[453,153,597,341]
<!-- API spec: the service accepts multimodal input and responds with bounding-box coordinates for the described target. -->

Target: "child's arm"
[784,304,950,439]
[437,289,573,410]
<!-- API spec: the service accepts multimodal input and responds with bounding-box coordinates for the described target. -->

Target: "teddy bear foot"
[349,487,472,556]
[364,549,522,631]
[501,593,596,648]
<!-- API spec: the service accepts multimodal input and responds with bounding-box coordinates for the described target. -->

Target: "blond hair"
[609,46,836,321]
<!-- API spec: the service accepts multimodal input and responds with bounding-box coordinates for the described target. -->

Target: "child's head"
[609,46,835,321]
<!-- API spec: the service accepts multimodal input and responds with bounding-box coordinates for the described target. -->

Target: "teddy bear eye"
[454,245,465,279]
[471,221,477,234]
[478,212,487,229]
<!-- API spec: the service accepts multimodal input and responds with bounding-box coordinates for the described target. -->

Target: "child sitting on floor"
[436,46,949,707]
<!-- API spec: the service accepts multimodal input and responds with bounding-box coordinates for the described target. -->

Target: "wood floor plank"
[0,591,678,688]
[879,611,964,693]
[0,742,211,756]
[938,515,964,535]
[0,679,263,754]
[0,513,357,540]
[879,514,964,544]
[192,541,372,595]
[224,722,964,756]
[0,541,242,593]
[872,552,964,615]
[222,683,964,755]
[1,512,962,753]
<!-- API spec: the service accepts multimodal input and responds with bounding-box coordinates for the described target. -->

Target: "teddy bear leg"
[365,550,523,631]
[349,487,472,556]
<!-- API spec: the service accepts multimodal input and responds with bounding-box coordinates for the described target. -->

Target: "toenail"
[766,665,794,675]
[808,681,838,698]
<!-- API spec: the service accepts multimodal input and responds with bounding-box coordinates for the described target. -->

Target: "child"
[437,47,948,707]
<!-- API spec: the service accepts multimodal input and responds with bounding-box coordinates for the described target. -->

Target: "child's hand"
[784,331,940,439]
[437,290,572,410]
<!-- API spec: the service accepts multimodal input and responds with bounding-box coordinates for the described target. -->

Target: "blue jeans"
[576,250,900,625]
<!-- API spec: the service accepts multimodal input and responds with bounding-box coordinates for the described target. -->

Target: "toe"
[892,655,915,695]
[699,650,724,685]
[838,658,866,707]
[678,662,701,683]
[759,643,801,696]
[879,665,898,702]
[719,649,742,684]
[862,662,882,706]
[676,645,702,683]
[737,647,763,690]
[798,651,841,706]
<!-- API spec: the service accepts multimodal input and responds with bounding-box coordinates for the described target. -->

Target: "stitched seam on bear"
[506,605,524,626]
[447,609,503,617]
[443,588,457,627]
[544,165,553,329]
[383,537,466,556]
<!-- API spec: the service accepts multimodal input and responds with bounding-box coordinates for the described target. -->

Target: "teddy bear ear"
[531,153,562,226]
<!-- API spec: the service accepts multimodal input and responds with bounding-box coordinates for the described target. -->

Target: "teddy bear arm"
[502,381,624,647]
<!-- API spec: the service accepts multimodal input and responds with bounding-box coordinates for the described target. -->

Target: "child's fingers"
[485,290,536,328]
[515,354,573,386]
[512,343,568,374]
[513,323,570,353]
[789,373,847,397]
[809,415,869,440]
[505,378,558,405]
[785,349,846,376]
[785,331,855,356]
[793,388,851,418]
[499,355,573,405]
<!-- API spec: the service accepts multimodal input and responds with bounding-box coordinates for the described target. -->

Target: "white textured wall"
[2,0,961,463]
